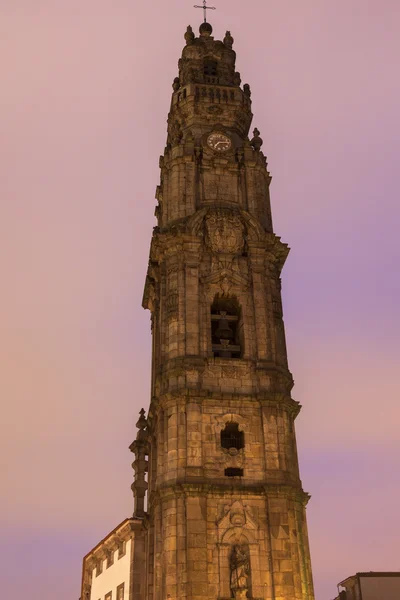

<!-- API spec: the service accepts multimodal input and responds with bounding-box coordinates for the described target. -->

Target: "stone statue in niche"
[204,208,244,255]
[230,544,250,599]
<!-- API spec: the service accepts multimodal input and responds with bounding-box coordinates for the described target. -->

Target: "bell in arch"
[215,311,234,342]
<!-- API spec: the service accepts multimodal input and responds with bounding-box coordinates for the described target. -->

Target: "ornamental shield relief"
[204,208,245,255]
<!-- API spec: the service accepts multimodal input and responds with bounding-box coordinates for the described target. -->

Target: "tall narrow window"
[116,583,125,600]
[118,540,126,559]
[96,559,103,577]
[211,295,242,358]
[106,550,114,569]
[204,59,218,77]
[221,422,244,450]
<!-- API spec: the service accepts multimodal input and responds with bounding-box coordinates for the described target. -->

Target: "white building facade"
[81,518,146,600]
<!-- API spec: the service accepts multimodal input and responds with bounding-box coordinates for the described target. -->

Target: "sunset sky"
[1,1,399,599]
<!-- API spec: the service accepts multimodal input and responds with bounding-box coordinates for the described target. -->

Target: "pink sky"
[1,1,399,598]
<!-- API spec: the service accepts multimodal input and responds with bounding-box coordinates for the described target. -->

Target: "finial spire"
[194,0,216,23]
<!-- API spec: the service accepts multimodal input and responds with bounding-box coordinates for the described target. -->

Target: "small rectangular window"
[118,540,126,559]
[96,560,103,577]
[116,583,125,600]
[225,467,243,477]
[105,592,112,600]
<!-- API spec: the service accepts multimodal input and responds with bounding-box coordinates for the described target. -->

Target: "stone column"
[185,262,200,356]
[249,250,269,360]
[186,401,202,471]
[154,500,163,600]
[167,402,178,478]
[176,492,188,600]
[129,409,149,518]
[185,491,208,600]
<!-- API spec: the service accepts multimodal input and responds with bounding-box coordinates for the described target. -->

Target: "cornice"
[145,231,290,280]
[264,234,290,272]
[82,518,144,566]
[149,383,299,408]
[149,481,309,503]
[263,484,312,506]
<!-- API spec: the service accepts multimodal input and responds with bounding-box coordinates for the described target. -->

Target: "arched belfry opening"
[203,58,219,83]
[221,422,244,451]
[211,295,243,358]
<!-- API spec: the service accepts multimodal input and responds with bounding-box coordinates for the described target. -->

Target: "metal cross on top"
[194,0,216,23]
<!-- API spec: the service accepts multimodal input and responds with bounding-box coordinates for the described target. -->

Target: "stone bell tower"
[140,21,315,600]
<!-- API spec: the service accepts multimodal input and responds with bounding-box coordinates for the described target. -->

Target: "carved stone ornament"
[220,275,231,296]
[222,445,245,470]
[143,276,157,313]
[217,499,258,542]
[224,30,234,49]
[204,360,250,381]
[221,363,250,379]
[214,413,249,435]
[184,25,195,45]
[204,208,245,255]
[243,83,251,98]
[234,71,241,86]
[169,120,183,146]
[166,292,178,320]
[172,77,180,92]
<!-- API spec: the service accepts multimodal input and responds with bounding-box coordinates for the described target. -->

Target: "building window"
[96,560,103,577]
[116,583,125,600]
[105,592,112,600]
[211,295,242,358]
[221,422,244,450]
[118,540,126,559]
[225,467,244,477]
[106,550,114,569]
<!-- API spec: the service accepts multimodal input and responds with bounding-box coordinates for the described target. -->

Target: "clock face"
[207,132,232,152]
